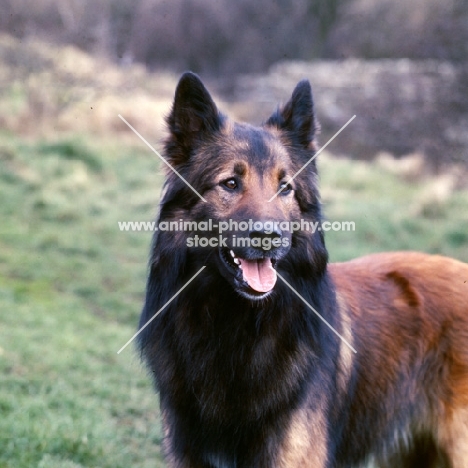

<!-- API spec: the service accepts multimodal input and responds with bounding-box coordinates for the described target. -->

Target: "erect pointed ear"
[165,72,222,165]
[266,79,318,148]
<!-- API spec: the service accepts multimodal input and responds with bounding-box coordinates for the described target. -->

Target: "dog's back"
[328,252,468,467]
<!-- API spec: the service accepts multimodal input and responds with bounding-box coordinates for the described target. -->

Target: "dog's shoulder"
[328,251,468,348]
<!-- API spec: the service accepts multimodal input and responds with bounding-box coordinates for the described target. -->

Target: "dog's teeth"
[233,258,240,265]
[230,250,235,258]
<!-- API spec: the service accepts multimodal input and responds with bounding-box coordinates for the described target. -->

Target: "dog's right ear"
[165,72,222,166]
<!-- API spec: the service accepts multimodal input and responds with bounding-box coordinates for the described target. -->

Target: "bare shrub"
[327,0,468,62]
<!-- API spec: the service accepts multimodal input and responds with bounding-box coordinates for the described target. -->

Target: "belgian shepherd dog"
[138,72,468,467]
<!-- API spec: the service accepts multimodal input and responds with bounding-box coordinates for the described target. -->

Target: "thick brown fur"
[139,72,468,467]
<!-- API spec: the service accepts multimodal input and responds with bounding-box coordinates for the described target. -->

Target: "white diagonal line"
[276,271,357,354]
[118,114,207,202]
[268,115,356,202]
[117,266,206,354]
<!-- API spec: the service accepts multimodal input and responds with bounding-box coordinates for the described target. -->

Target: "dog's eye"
[279,181,292,195]
[222,178,238,190]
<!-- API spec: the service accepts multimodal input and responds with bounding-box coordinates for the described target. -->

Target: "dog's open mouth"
[220,247,278,296]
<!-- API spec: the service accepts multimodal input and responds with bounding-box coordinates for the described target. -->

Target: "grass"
[0,134,165,467]
[320,153,468,263]
[1,128,467,468]
[0,33,177,138]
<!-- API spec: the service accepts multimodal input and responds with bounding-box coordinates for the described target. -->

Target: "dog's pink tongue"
[239,258,277,292]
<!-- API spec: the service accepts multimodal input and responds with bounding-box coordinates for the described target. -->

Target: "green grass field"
[0,135,166,467]
[1,131,468,466]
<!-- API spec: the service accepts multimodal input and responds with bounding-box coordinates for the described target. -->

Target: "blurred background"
[2,0,468,166]
[0,1,467,467]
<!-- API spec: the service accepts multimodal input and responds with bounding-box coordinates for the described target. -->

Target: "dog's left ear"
[166,72,222,165]
[266,79,317,148]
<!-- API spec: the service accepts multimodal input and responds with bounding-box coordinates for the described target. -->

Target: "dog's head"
[157,72,327,301]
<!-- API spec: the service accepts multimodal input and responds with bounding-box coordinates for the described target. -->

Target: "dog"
[138,72,468,467]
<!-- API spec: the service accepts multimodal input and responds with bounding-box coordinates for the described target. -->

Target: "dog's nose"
[249,226,282,242]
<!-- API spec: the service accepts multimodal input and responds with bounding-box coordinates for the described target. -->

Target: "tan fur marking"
[220,119,234,135]
[335,293,354,396]
[438,407,468,468]
[265,134,292,161]
[277,408,328,468]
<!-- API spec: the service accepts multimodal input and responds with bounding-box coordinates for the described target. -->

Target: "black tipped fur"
[138,74,338,467]
[266,79,318,149]
[166,72,224,166]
